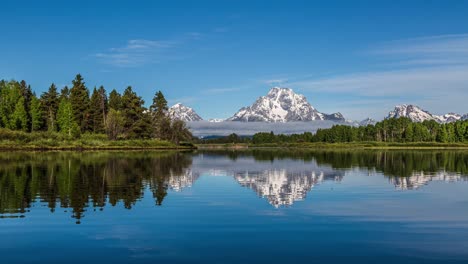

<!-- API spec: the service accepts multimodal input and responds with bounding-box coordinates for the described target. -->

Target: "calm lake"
[1,150,468,263]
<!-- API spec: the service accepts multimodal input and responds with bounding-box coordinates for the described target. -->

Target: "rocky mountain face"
[227,87,345,122]
[386,104,465,123]
[168,103,203,122]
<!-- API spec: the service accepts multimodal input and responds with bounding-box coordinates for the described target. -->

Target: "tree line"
[0,74,192,144]
[250,118,468,144]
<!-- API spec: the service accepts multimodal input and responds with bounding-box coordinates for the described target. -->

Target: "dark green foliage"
[30,94,43,132]
[121,86,150,138]
[249,117,468,144]
[0,75,192,144]
[109,89,122,110]
[40,83,59,131]
[150,90,170,139]
[69,74,90,132]
[89,87,108,133]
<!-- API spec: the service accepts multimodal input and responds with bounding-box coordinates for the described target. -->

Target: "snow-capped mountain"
[168,103,203,122]
[359,118,377,126]
[386,104,464,123]
[227,87,345,122]
[462,114,468,121]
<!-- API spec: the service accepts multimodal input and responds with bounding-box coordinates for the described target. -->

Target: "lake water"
[1,150,468,263]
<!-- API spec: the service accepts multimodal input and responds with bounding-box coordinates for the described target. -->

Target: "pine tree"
[40,83,59,131]
[97,86,108,126]
[150,91,169,139]
[60,86,70,100]
[89,87,105,133]
[30,94,43,132]
[10,97,28,131]
[121,86,146,138]
[57,97,79,137]
[19,80,33,131]
[69,74,90,133]
[109,89,122,110]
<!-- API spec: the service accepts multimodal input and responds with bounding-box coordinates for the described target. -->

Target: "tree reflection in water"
[1,150,467,223]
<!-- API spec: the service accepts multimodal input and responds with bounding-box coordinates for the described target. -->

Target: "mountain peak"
[168,103,203,122]
[227,87,345,122]
[387,104,463,123]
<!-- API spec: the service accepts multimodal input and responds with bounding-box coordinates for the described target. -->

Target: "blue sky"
[1,0,467,120]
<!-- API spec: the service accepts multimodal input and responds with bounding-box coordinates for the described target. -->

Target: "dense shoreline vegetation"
[198,117,468,148]
[0,74,193,149]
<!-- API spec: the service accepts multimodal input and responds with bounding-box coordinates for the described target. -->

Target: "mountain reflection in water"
[0,150,467,223]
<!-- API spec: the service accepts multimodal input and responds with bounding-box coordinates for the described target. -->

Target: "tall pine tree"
[30,94,43,132]
[69,74,90,133]
[150,91,170,139]
[108,89,122,110]
[89,87,106,133]
[40,83,59,131]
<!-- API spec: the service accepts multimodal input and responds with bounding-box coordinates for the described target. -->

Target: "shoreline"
[196,142,468,150]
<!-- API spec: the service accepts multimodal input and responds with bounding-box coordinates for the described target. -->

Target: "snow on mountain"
[386,104,464,123]
[227,87,345,122]
[359,118,377,126]
[234,169,343,207]
[462,114,468,121]
[168,103,203,122]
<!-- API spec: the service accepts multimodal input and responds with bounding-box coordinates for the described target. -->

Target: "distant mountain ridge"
[227,87,345,122]
[386,104,466,123]
[167,90,466,125]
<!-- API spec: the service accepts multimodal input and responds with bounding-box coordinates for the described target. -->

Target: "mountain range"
[168,87,467,125]
[386,104,468,123]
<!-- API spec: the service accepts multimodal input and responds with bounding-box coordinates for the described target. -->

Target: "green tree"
[105,109,125,140]
[437,125,448,143]
[0,81,22,129]
[108,89,122,110]
[40,83,59,131]
[169,119,193,144]
[89,87,105,133]
[30,94,43,132]
[10,97,28,131]
[57,98,79,137]
[69,74,90,133]
[121,86,147,138]
[150,91,169,139]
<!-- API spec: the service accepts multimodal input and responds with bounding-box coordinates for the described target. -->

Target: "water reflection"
[0,152,192,223]
[234,170,343,207]
[0,150,467,222]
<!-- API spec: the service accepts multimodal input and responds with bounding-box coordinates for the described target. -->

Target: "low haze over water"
[1,150,468,263]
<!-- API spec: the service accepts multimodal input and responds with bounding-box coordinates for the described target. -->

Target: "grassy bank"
[0,129,194,151]
[197,141,468,150]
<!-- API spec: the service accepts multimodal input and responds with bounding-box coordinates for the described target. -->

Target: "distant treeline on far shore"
[197,117,468,144]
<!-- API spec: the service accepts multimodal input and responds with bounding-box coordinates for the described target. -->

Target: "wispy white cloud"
[202,87,242,94]
[373,34,468,55]
[94,31,206,67]
[95,39,176,67]
[287,33,468,119]
[264,78,289,86]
